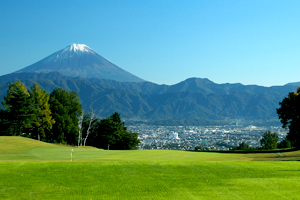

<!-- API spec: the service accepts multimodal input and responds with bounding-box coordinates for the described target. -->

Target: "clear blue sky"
[1,0,300,86]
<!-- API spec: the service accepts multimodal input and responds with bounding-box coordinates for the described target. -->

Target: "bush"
[260,130,278,149]
[195,146,203,151]
[278,138,292,149]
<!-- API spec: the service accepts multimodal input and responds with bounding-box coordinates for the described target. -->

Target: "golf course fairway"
[0,136,299,199]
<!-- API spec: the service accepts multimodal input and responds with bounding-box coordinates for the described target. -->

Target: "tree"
[278,138,292,149]
[77,110,84,146]
[91,112,140,150]
[277,87,300,148]
[195,146,203,151]
[234,142,250,150]
[0,109,14,136]
[78,111,98,146]
[82,110,96,146]
[29,83,55,141]
[49,88,82,145]
[1,80,34,136]
[260,130,278,149]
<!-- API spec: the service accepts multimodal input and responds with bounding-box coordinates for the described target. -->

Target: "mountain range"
[0,71,298,125]
[1,44,299,125]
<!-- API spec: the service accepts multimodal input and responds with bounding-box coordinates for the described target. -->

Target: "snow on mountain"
[68,44,93,53]
[15,44,145,82]
[46,44,95,63]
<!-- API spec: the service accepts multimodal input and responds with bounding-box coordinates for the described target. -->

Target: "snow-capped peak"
[69,44,90,52]
[66,43,93,53]
[46,43,95,63]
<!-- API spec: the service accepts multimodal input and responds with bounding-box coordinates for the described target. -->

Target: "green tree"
[1,80,34,135]
[195,146,203,151]
[0,108,13,136]
[91,112,140,150]
[260,130,278,149]
[234,142,251,150]
[29,83,55,141]
[278,138,292,149]
[277,87,300,148]
[49,88,82,145]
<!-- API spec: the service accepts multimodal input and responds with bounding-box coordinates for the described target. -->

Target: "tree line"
[0,80,140,150]
[196,86,300,152]
[232,130,291,151]
[195,130,291,151]
[2,80,299,151]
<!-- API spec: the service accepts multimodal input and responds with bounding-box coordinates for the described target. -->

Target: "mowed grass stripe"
[0,161,300,199]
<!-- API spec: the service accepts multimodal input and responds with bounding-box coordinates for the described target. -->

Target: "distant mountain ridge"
[15,44,145,82]
[0,72,298,125]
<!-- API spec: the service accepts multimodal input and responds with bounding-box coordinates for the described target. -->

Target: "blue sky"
[1,0,300,86]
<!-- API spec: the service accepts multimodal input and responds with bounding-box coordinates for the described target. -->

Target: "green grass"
[0,136,300,199]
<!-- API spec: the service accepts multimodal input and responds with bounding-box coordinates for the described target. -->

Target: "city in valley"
[128,124,287,151]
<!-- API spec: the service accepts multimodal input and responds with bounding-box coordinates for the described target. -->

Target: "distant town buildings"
[128,125,287,151]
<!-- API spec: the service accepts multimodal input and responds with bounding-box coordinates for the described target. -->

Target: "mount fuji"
[15,44,145,82]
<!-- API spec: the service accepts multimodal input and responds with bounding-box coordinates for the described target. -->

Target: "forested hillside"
[0,72,298,124]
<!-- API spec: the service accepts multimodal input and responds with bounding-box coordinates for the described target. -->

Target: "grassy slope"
[0,136,300,199]
[1,136,299,162]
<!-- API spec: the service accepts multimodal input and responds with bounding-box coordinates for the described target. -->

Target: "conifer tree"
[49,88,82,145]
[29,83,55,141]
[91,112,140,150]
[1,80,34,135]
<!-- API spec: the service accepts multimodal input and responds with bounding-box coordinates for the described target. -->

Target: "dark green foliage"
[278,138,292,149]
[195,146,203,151]
[231,142,259,151]
[260,130,278,149]
[29,83,55,141]
[277,87,300,148]
[0,109,14,136]
[0,81,82,145]
[234,142,251,150]
[0,80,34,136]
[90,112,140,150]
[0,80,138,149]
[49,88,82,145]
